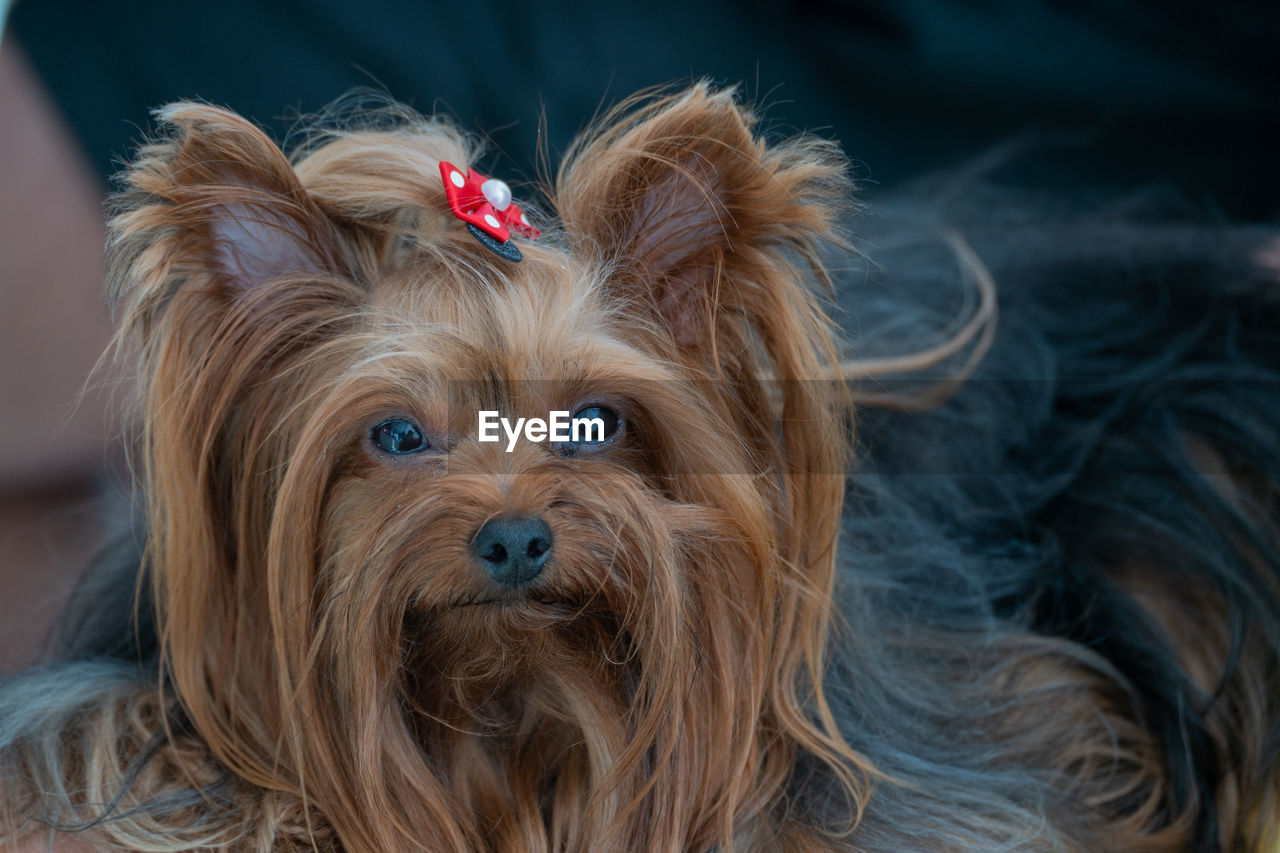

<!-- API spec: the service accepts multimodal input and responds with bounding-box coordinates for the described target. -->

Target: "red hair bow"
[439,161,540,261]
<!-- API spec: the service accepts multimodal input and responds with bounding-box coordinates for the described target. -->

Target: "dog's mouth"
[450,591,596,618]
[453,594,534,608]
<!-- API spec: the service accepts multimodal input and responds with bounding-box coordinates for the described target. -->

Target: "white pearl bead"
[480,178,513,211]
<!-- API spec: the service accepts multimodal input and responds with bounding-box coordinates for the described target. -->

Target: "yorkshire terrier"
[2,84,1279,852]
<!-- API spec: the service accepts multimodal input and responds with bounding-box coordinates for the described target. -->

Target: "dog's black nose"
[472,516,553,586]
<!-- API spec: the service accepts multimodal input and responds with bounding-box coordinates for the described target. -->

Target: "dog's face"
[313,249,787,766]
[324,252,747,670]
[109,86,866,850]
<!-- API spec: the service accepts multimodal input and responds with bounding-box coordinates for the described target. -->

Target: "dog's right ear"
[108,102,353,338]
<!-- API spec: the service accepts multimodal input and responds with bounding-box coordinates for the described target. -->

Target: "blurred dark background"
[1,0,1277,671]
[10,0,1280,215]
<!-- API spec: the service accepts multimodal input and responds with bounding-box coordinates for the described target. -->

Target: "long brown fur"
[3,84,1277,852]
[61,85,864,851]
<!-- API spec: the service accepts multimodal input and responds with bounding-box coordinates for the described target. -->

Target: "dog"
[2,83,1279,852]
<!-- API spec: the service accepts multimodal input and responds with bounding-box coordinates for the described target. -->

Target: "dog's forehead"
[362,247,622,373]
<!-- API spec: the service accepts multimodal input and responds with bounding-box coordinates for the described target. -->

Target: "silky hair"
[3,84,1279,853]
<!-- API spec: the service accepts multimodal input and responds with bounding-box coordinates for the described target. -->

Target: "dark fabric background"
[10,0,1280,218]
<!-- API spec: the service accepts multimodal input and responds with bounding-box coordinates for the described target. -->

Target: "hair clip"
[439,162,540,262]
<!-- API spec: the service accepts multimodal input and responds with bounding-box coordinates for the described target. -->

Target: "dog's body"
[2,85,1279,852]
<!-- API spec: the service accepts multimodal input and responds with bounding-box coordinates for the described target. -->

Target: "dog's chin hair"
[307,469,853,850]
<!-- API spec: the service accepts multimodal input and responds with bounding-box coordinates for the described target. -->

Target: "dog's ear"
[556,84,850,354]
[109,102,351,324]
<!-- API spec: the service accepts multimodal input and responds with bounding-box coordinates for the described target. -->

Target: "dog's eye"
[568,406,621,447]
[371,418,428,455]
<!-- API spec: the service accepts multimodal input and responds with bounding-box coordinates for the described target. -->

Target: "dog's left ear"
[556,84,850,353]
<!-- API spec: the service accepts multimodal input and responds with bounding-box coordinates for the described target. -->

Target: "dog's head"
[110,84,867,850]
